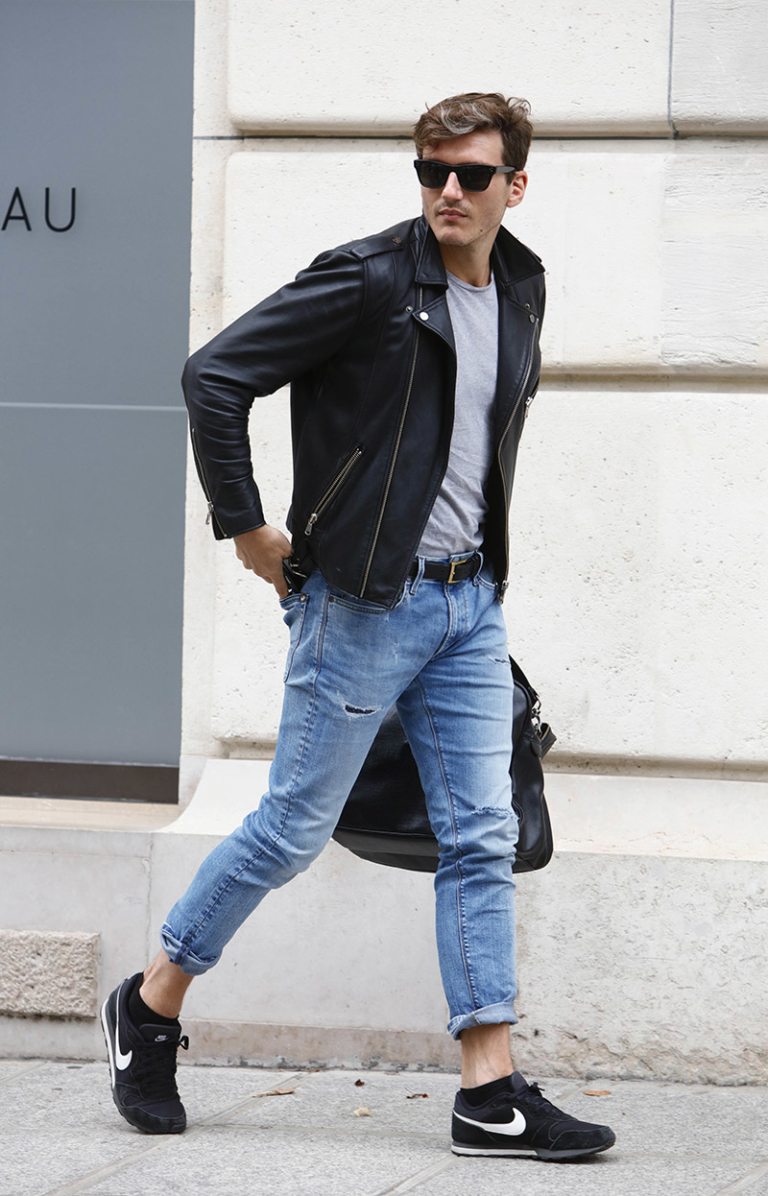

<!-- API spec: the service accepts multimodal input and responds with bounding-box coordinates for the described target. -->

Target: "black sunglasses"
[413,159,518,192]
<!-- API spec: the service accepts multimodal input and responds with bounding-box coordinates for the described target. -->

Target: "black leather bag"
[332,657,556,873]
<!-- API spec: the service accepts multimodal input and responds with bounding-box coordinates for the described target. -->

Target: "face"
[419,129,527,253]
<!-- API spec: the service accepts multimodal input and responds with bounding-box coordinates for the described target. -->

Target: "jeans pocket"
[327,590,386,616]
[281,594,309,681]
[475,571,498,593]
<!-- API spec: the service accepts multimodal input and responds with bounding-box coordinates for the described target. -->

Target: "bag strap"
[510,656,557,760]
[509,655,538,702]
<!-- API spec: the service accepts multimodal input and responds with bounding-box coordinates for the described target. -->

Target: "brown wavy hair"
[413,92,533,172]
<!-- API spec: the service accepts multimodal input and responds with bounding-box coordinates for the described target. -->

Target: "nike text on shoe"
[101,973,188,1134]
[452,1071,616,1162]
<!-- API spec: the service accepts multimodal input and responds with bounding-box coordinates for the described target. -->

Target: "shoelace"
[515,1082,568,1121]
[488,1081,562,1121]
[132,1035,189,1101]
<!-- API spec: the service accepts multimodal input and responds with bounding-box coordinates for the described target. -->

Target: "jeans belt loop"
[410,556,426,594]
[471,549,485,585]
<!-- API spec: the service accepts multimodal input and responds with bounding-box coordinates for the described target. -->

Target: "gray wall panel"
[0,1,192,775]
[0,408,186,764]
[0,2,193,409]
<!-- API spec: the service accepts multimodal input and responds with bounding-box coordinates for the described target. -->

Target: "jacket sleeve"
[183,249,365,539]
[529,274,546,399]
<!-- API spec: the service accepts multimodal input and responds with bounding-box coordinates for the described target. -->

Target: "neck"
[439,243,493,288]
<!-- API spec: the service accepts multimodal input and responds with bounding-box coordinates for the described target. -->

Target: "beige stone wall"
[3,0,766,1076]
[181,0,768,776]
[154,0,768,1075]
[226,0,672,135]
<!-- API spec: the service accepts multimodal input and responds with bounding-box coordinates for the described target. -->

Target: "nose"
[441,170,464,201]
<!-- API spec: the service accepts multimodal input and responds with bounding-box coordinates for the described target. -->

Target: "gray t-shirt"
[418,270,499,558]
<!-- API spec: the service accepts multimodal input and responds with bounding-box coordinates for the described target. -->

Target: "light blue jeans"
[161,557,519,1037]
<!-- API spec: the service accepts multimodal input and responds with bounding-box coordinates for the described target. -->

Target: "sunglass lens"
[457,166,494,191]
[416,161,449,188]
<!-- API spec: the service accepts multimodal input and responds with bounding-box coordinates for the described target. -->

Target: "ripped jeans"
[161,556,518,1037]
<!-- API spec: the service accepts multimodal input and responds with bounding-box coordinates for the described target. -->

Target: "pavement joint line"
[0,1059,49,1087]
[197,1070,311,1122]
[44,1135,183,1196]
[197,1070,312,1123]
[586,1152,768,1164]
[373,1155,457,1195]
[43,1072,310,1196]
[205,1122,447,1141]
[714,1159,768,1194]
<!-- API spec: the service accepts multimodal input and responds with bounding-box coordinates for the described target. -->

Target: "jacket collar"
[412,214,544,289]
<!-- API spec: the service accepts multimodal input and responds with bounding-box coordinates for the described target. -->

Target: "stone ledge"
[0,930,99,1019]
[165,759,768,863]
[0,796,179,833]
[183,1019,459,1072]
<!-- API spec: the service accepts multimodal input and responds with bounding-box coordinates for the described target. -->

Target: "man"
[102,92,615,1162]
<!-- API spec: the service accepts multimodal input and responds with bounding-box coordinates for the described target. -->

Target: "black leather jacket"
[183,214,545,608]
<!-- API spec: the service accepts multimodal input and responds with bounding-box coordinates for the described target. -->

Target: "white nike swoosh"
[455,1108,527,1136]
[115,988,133,1071]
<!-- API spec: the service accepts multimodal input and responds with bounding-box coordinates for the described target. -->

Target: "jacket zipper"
[497,319,537,599]
[359,288,423,596]
[304,446,363,536]
[191,427,226,536]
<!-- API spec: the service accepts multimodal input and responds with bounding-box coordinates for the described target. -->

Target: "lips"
[437,209,466,218]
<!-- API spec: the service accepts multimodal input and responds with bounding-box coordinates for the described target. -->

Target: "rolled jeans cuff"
[160,923,219,977]
[448,999,519,1040]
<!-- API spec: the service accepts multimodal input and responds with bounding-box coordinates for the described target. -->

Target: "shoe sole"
[452,1138,615,1161]
[100,992,119,1091]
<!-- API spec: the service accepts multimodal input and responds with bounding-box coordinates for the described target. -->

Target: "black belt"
[407,552,482,584]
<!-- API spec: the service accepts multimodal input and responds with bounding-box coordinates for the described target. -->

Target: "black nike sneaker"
[452,1071,616,1161]
[101,973,189,1134]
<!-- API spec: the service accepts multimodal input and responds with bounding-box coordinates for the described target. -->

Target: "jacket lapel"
[492,285,537,438]
[410,216,543,419]
[413,219,455,354]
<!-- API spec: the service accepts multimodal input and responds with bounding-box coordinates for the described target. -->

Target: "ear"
[506,170,528,209]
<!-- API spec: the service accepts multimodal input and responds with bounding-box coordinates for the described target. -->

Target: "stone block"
[200,381,768,765]
[660,141,768,370]
[544,773,768,862]
[513,850,768,1085]
[219,141,768,377]
[0,823,155,1021]
[506,387,768,766]
[181,144,227,767]
[672,0,768,133]
[1,787,767,1078]
[0,930,99,1018]
[193,0,238,138]
[226,0,670,135]
[181,141,768,753]
[147,762,768,1082]
[192,144,767,754]
[152,792,447,1033]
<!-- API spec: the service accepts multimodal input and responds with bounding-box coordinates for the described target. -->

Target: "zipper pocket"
[191,427,225,535]
[304,446,363,536]
[496,320,537,598]
[359,288,423,595]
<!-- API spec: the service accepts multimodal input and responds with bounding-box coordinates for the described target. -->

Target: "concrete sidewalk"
[3,1060,768,1196]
